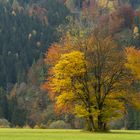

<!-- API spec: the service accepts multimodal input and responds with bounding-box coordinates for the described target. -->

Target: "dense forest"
[0,0,140,130]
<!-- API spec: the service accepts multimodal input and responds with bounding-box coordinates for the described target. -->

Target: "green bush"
[49,120,71,129]
[0,119,10,128]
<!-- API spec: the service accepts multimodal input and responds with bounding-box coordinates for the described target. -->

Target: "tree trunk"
[97,114,107,131]
[88,115,95,131]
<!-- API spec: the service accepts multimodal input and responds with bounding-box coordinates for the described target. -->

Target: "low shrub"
[49,120,71,129]
[0,119,10,128]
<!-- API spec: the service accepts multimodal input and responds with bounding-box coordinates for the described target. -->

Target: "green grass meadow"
[0,129,140,140]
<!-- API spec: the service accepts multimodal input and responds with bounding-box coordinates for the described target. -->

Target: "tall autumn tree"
[43,32,134,131]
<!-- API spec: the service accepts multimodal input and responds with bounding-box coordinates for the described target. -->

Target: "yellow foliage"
[133,26,139,34]
[49,51,87,114]
[98,0,115,11]
[56,91,75,109]
[98,0,107,7]
[125,47,140,79]
[133,26,139,38]
[74,105,89,117]
[53,51,86,78]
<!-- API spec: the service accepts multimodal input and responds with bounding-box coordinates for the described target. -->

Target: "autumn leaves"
[126,47,140,80]
[41,29,140,131]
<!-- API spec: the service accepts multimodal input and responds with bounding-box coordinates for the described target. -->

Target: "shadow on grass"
[109,131,140,135]
[81,130,140,135]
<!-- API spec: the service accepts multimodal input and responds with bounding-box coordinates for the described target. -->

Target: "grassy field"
[0,129,140,140]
